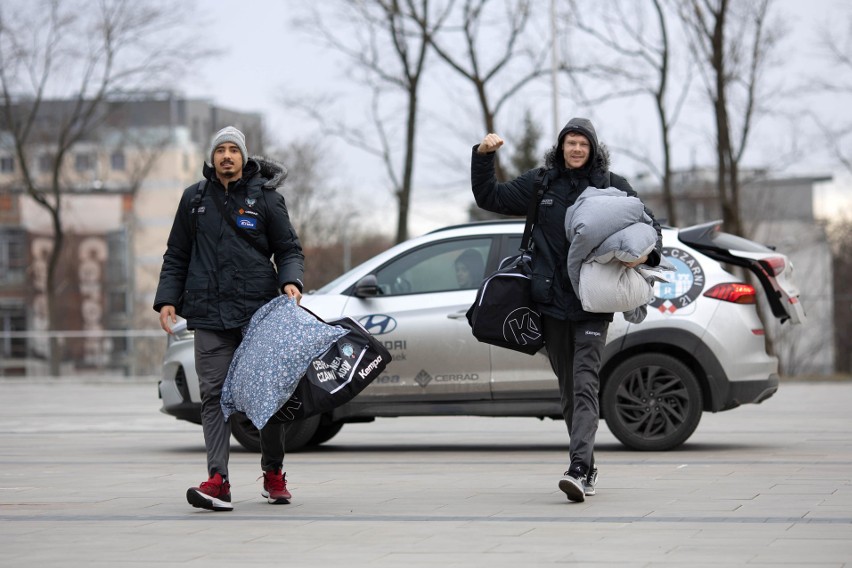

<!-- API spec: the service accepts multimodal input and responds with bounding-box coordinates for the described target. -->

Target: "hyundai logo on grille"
[358,314,398,335]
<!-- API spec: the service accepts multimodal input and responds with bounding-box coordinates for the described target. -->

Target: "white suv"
[158,220,804,452]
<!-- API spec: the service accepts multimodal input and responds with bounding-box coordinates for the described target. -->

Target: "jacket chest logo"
[237,216,257,230]
[246,197,257,207]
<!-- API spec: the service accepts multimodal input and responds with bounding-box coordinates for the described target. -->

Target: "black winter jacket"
[471,118,662,321]
[153,157,304,330]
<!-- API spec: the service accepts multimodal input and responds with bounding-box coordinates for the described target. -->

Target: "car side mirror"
[354,274,380,298]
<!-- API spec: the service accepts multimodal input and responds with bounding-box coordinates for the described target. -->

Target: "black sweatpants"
[195,328,286,480]
[541,316,609,475]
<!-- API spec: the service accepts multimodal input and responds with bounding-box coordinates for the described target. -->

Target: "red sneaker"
[186,473,233,511]
[261,469,291,504]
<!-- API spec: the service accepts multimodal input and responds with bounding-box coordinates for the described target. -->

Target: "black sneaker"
[558,470,586,502]
[584,468,598,497]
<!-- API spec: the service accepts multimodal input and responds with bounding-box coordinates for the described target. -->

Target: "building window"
[0,156,14,173]
[75,153,95,172]
[108,290,127,314]
[110,151,126,171]
[0,230,26,285]
[39,153,54,173]
[0,306,27,365]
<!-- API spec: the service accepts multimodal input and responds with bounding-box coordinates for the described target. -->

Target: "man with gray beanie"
[154,125,305,511]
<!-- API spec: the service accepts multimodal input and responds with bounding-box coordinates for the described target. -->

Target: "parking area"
[0,377,850,567]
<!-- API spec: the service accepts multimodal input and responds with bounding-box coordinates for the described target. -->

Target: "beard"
[217,162,240,179]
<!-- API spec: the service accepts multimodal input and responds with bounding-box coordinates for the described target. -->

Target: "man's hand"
[159,305,177,334]
[282,283,302,304]
[477,133,504,154]
[623,255,649,269]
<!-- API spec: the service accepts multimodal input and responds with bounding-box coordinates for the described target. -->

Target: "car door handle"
[447,310,468,320]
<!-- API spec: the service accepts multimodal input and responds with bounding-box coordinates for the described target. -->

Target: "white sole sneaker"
[584,469,598,496]
[186,488,233,511]
[558,475,585,502]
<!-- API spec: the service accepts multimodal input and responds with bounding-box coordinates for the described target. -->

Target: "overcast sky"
[178,0,852,235]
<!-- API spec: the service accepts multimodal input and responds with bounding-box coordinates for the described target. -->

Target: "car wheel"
[308,419,344,446]
[602,353,702,451]
[229,413,322,453]
[285,415,322,451]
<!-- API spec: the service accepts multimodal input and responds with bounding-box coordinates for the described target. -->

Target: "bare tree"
[566,0,690,226]
[273,140,349,247]
[828,218,852,373]
[418,0,549,181]
[809,12,852,374]
[0,0,203,374]
[293,1,454,244]
[678,0,785,237]
[809,11,852,175]
[270,138,395,289]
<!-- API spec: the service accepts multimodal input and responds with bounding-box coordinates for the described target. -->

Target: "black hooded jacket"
[153,156,304,330]
[471,118,662,321]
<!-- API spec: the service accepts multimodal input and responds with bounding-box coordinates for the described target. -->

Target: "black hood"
[202,155,288,189]
[544,117,610,174]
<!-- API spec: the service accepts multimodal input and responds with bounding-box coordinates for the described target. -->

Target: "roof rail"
[426,218,525,235]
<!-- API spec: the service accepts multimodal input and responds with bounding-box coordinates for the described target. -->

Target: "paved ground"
[0,377,850,567]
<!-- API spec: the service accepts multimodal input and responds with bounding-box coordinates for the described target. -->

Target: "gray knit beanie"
[208,126,248,165]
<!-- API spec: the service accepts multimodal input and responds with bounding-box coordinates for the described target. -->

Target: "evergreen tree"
[506,110,544,180]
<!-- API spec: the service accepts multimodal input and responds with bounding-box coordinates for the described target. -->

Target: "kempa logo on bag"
[502,307,541,345]
[276,395,302,421]
[358,355,384,380]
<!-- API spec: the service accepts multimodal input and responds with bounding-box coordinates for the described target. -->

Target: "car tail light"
[703,283,757,304]
[759,256,786,276]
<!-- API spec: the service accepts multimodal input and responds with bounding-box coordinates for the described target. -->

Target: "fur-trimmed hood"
[253,155,288,189]
[202,155,288,189]
[544,117,611,174]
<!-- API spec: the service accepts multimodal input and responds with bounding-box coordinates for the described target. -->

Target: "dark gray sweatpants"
[195,328,286,480]
[541,316,609,475]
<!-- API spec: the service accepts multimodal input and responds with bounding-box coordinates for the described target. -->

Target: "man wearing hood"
[471,118,662,502]
[154,126,304,511]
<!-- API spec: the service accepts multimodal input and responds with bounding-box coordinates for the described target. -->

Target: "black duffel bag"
[273,315,392,422]
[465,170,547,356]
[465,253,543,355]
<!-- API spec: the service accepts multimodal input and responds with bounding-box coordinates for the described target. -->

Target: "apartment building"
[0,92,263,375]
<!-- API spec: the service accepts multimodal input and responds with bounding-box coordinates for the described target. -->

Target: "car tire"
[229,413,322,453]
[602,353,702,451]
[308,419,345,446]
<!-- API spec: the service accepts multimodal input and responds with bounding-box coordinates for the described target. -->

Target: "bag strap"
[520,167,548,252]
[190,180,207,240]
[208,183,270,258]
